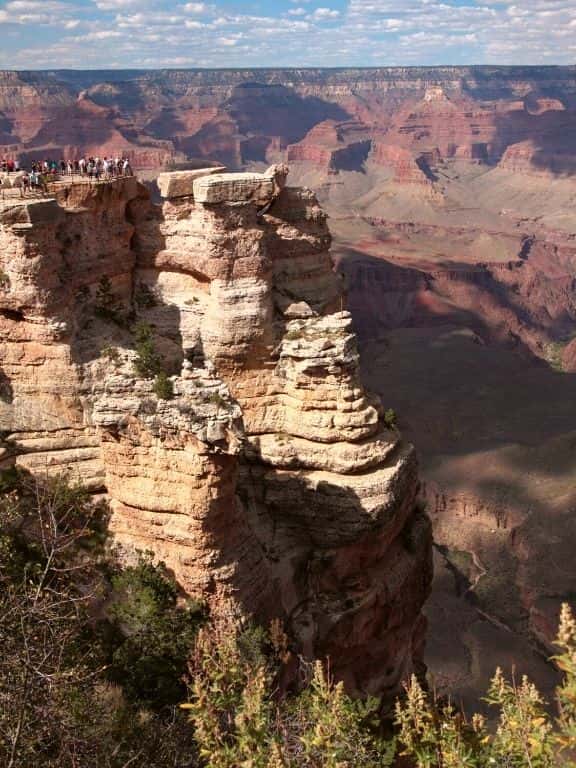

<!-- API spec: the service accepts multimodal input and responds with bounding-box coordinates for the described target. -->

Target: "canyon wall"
[0,168,432,698]
[2,67,576,176]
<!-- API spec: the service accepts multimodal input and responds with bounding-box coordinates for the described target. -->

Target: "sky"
[0,0,575,70]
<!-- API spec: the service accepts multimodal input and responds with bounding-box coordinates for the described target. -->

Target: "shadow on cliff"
[337,248,574,357]
[67,201,187,374]
[238,452,433,697]
[493,103,576,176]
[182,83,351,167]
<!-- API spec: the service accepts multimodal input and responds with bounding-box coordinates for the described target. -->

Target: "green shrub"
[106,556,204,708]
[132,321,162,378]
[152,370,174,400]
[207,392,227,408]
[183,620,395,767]
[286,328,304,341]
[384,408,397,429]
[75,284,90,303]
[135,282,158,309]
[395,604,576,767]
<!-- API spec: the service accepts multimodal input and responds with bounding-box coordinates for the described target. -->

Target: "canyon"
[2,65,576,707]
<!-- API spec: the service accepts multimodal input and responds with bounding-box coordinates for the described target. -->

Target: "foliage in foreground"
[182,606,576,768]
[2,469,576,768]
[184,620,395,768]
[0,470,200,767]
[395,603,576,767]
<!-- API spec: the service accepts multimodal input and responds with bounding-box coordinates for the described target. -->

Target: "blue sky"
[0,0,575,69]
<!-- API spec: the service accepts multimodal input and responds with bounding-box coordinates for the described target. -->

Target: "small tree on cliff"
[133,321,163,378]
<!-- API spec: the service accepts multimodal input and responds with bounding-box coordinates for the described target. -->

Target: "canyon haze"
[2,66,576,707]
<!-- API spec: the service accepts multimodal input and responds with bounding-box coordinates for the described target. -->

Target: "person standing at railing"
[20,173,29,198]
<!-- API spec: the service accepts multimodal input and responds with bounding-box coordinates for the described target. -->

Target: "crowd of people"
[0,156,135,198]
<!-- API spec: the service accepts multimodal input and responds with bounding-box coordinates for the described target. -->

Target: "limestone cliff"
[0,168,432,698]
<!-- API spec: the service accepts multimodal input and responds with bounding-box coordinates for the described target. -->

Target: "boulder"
[157,166,226,199]
[193,171,275,205]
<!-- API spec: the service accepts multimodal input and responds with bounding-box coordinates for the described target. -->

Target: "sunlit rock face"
[0,167,432,699]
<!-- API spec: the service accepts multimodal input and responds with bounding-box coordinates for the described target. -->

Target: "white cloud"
[94,0,147,9]
[1,0,575,68]
[312,7,340,19]
[0,0,83,25]
[183,2,208,13]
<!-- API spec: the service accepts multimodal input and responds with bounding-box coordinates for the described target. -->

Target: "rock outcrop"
[371,143,440,191]
[0,167,432,698]
[287,120,372,173]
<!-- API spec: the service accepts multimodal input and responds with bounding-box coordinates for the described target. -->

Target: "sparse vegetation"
[94,275,126,326]
[285,327,305,341]
[106,555,204,708]
[139,397,158,416]
[153,370,174,400]
[184,620,395,768]
[0,270,10,288]
[101,343,120,363]
[135,282,159,310]
[1,470,576,766]
[547,341,566,373]
[75,285,90,303]
[207,392,227,408]
[384,408,397,429]
[395,605,576,767]
[133,321,163,378]
[0,471,199,767]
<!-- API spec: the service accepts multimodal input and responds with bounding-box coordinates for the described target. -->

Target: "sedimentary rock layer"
[0,168,432,698]
[2,67,576,175]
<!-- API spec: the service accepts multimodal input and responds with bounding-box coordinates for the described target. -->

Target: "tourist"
[20,173,29,198]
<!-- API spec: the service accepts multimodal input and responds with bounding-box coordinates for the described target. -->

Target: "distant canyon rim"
[2,66,576,708]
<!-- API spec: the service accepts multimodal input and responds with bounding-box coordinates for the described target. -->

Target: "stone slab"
[193,172,275,205]
[157,167,226,199]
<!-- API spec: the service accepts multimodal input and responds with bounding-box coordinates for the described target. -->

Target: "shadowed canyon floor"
[306,159,576,712]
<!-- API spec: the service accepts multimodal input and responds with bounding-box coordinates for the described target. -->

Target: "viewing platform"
[0,174,140,216]
[0,164,290,219]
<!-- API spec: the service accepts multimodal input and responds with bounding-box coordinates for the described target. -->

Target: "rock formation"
[2,67,576,175]
[370,143,439,191]
[287,120,372,173]
[0,167,432,699]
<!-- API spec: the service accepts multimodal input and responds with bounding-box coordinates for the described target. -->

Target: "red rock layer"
[3,68,575,176]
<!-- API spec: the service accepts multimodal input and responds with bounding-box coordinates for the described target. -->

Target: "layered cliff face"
[0,168,432,698]
[2,67,576,177]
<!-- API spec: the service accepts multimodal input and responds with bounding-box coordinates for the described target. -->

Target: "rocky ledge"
[0,167,432,699]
